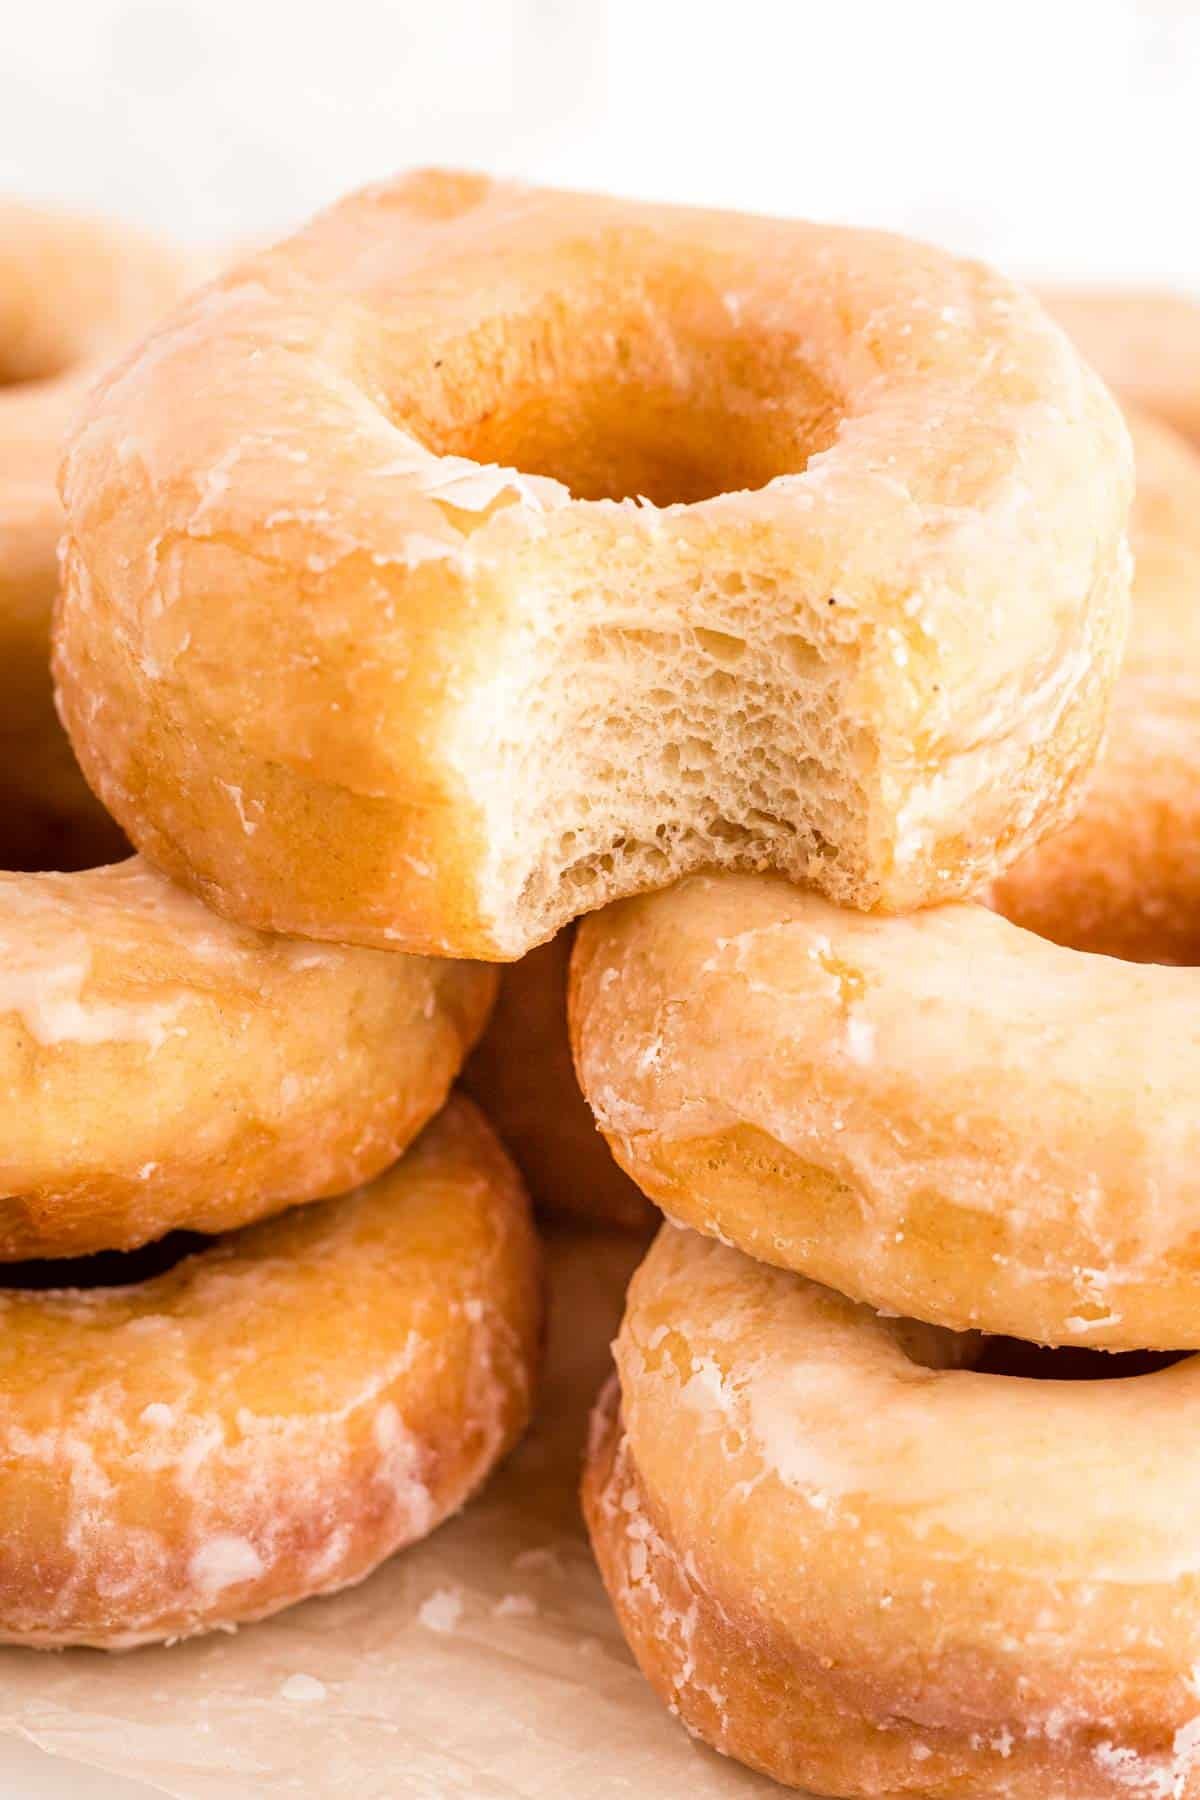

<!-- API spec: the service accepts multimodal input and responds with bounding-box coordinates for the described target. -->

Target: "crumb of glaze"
[513,1545,564,1578]
[417,1586,464,1634]
[279,1673,328,1703]
[189,1535,265,1595]
[492,1592,538,1619]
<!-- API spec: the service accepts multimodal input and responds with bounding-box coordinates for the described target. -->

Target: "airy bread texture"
[995,409,1200,961]
[0,858,494,1258]
[0,1097,541,1649]
[0,202,195,869]
[1044,286,1200,447]
[463,931,654,1228]
[56,170,1131,959]
[571,870,1200,1349]
[584,1225,1200,1799]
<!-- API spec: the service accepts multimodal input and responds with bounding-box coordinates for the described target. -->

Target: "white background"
[1,0,1197,287]
[0,1,1196,1794]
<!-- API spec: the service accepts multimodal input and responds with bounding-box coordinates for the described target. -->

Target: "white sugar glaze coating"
[0,1097,541,1649]
[584,1225,1200,1798]
[57,169,1131,958]
[0,858,494,1257]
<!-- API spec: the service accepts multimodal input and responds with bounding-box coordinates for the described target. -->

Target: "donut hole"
[969,1337,1187,1381]
[433,378,837,507]
[0,599,128,872]
[1,816,130,876]
[894,1320,1188,1380]
[0,335,75,389]
[0,532,128,873]
[0,710,130,872]
[0,1230,208,1293]
[0,292,92,388]
[399,281,844,506]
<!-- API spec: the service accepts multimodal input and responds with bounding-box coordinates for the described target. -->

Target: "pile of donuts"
[7,167,1200,1795]
[0,195,540,1650]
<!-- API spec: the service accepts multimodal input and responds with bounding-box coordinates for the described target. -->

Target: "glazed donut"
[0,1095,540,1649]
[0,202,195,870]
[56,169,1131,959]
[570,412,1200,1347]
[571,861,1200,1350]
[995,409,1200,960]
[1043,285,1200,446]
[584,1224,1200,1799]
[463,931,655,1229]
[0,858,493,1258]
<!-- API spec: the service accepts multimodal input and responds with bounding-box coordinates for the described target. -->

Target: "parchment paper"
[0,1227,786,1799]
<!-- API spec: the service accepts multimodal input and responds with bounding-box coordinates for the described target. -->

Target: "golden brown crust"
[0,202,197,868]
[994,411,1200,961]
[463,931,655,1229]
[0,1095,541,1649]
[583,1227,1200,1799]
[571,869,1200,1350]
[0,858,495,1257]
[57,170,1131,957]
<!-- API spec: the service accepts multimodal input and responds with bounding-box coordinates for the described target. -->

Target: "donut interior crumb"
[501,585,867,950]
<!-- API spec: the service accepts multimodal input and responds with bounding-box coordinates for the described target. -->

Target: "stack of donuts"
[0,198,540,1649]
[10,164,1200,1794]
[565,308,1200,1795]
